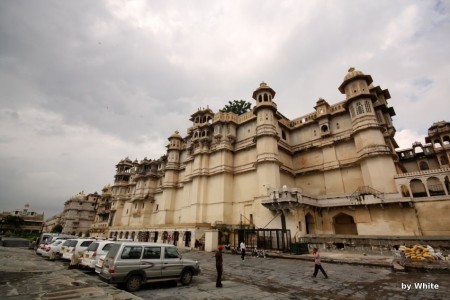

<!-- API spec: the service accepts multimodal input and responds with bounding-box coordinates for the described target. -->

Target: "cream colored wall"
[340,166,364,193]
[234,147,257,167]
[236,122,256,141]
[296,173,325,195]
[294,149,323,170]
[355,206,420,235]
[415,201,450,235]
[279,149,294,171]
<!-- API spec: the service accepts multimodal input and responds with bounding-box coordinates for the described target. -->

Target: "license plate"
[98,260,104,268]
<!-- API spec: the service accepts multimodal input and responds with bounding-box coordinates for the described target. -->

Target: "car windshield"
[62,240,73,246]
[86,242,99,252]
[102,243,113,252]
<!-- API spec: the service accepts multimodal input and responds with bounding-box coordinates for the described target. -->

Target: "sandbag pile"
[399,245,447,261]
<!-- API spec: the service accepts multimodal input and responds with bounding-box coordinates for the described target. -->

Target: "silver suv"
[98,242,201,292]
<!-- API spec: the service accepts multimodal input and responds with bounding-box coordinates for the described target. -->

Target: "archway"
[173,231,179,246]
[184,231,191,247]
[333,213,358,235]
[305,213,316,234]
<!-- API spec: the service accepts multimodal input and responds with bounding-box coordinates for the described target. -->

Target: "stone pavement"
[0,246,139,300]
[1,246,449,300]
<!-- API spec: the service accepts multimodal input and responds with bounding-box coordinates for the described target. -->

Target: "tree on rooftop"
[220,100,252,115]
[51,224,63,233]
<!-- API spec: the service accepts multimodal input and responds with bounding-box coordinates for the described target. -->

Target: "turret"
[166,131,182,169]
[338,68,397,193]
[252,82,280,195]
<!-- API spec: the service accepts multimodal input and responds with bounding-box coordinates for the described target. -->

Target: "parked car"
[98,242,201,292]
[42,239,66,260]
[35,234,76,254]
[95,254,107,274]
[80,241,114,270]
[61,238,94,262]
[35,233,59,252]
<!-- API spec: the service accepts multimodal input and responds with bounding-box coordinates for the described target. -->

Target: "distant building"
[42,213,62,233]
[89,184,113,239]
[60,191,99,236]
[0,204,44,234]
[93,68,450,250]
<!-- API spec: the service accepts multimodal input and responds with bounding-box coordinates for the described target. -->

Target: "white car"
[80,241,114,270]
[42,239,65,260]
[61,239,94,262]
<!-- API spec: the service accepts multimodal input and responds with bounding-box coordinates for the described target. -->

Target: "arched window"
[281,130,286,140]
[264,94,268,102]
[440,155,449,165]
[356,102,364,115]
[410,179,427,197]
[427,177,445,196]
[258,95,262,102]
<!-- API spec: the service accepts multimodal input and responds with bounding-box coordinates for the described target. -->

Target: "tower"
[252,82,281,195]
[339,68,397,192]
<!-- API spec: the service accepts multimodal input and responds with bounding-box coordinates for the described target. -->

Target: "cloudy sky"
[1,0,449,220]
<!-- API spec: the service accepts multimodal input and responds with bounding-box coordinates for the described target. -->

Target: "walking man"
[215,245,223,287]
[312,248,328,278]
[240,241,246,261]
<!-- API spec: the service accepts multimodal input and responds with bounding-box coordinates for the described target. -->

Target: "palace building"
[104,68,450,250]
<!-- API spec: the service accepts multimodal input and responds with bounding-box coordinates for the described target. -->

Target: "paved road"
[133,250,449,300]
[1,247,448,299]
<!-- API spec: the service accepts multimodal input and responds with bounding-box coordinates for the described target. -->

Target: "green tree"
[220,100,252,115]
[51,224,63,233]
[2,215,24,233]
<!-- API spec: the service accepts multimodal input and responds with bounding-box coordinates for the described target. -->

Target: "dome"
[169,130,182,139]
[252,81,276,100]
[338,67,373,94]
[343,67,364,82]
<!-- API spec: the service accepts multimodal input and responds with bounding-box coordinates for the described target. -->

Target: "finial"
[348,67,355,72]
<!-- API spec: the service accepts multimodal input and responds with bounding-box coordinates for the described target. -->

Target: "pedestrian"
[215,245,223,287]
[312,248,328,278]
[240,241,246,260]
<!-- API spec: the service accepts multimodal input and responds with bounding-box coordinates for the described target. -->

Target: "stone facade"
[103,68,450,248]
[60,192,99,236]
[89,185,113,239]
[41,213,61,233]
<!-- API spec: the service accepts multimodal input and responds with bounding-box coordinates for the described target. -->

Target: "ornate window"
[364,100,372,113]
[356,102,364,115]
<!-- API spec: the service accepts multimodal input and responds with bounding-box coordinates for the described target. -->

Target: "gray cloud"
[0,0,449,219]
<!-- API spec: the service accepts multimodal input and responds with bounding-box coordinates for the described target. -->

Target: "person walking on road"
[312,248,328,278]
[240,241,246,261]
[215,245,223,287]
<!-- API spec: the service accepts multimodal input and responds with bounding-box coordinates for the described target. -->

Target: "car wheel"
[180,270,193,285]
[125,275,142,292]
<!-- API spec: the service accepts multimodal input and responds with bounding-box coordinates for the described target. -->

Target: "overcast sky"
[1,0,449,220]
